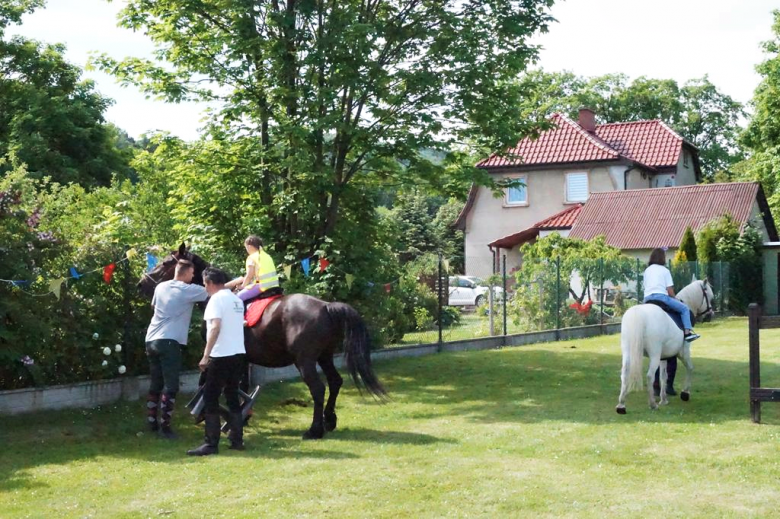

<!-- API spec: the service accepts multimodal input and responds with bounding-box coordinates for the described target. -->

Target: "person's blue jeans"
[644,293,693,330]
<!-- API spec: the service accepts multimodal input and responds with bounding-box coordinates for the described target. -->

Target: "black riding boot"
[227,412,245,451]
[159,393,177,439]
[146,393,160,432]
[186,414,220,456]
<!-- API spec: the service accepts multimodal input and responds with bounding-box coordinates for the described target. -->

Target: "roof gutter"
[624,165,637,190]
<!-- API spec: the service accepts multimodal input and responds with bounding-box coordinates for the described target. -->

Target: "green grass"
[3,317,780,517]
[397,312,527,345]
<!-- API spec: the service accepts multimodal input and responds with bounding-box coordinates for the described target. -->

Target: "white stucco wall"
[675,148,697,186]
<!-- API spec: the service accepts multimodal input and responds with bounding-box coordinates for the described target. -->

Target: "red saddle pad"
[245,295,282,327]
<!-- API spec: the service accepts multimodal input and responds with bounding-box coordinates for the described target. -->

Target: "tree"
[93,0,555,259]
[0,2,133,186]
[737,10,780,221]
[679,226,697,261]
[515,70,746,181]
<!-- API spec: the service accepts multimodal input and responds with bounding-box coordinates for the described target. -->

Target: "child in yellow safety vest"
[226,235,281,302]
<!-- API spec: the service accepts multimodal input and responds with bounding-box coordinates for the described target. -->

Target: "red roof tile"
[488,205,582,249]
[568,183,777,249]
[477,114,619,168]
[596,120,682,169]
[477,114,687,170]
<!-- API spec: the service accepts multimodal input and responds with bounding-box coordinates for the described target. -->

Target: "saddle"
[644,299,696,332]
[245,290,283,327]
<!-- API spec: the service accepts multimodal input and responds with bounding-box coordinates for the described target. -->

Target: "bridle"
[696,280,713,318]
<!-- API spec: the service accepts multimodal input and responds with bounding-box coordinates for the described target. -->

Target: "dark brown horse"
[138,244,386,439]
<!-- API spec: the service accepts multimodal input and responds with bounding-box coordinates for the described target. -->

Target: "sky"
[9,0,779,141]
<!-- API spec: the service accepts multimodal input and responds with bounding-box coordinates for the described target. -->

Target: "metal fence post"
[556,256,561,339]
[437,252,443,348]
[636,258,642,302]
[121,245,132,371]
[599,258,605,327]
[502,254,507,337]
[719,261,724,314]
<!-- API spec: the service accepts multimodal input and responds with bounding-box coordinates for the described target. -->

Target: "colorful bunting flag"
[69,267,81,280]
[49,278,64,300]
[319,258,330,272]
[345,273,355,290]
[367,282,375,288]
[442,258,450,272]
[11,280,29,288]
[301,258,310,277]
[103,263,116,284]
[384,283,392,294]
[283,265,292,279]
[125,248,138,260]
[146,253,158,272]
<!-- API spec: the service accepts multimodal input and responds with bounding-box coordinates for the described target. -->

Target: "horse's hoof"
[616,407,626,415]
[324,414,337,432]
[302,429,324,440]
[660,399,669,406]
[649,404,658,411]
[681,391,690,402]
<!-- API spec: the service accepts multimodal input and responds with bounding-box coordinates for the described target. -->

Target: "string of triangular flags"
[281,253,407,293]
[0,248,164,299]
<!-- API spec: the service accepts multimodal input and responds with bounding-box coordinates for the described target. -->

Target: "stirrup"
[684,333,700,342]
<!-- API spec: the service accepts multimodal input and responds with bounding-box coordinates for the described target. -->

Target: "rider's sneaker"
[684,333,700,342]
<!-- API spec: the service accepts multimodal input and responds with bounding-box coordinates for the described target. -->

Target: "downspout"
[623,165,637,190]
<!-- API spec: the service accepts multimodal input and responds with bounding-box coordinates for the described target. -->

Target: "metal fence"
[389,255,733,348]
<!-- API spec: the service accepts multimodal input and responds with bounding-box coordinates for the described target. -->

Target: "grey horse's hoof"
[616,407,626,415]
[680,391,690,402]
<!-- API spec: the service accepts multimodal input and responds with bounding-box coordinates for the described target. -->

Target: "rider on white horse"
[643,248,700,342]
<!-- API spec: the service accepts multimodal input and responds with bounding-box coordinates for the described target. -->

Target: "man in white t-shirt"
[187,267,247,456]
[145,259,207,439]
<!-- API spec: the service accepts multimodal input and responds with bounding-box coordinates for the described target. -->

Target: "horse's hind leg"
[646,356,661,410]
[318,355,343,432]
[679,347,693,402]
[616,354,629,414]
[298,360,326,440]
[659,360,669,406]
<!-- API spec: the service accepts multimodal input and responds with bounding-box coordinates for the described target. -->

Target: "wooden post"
[749,303,761,423]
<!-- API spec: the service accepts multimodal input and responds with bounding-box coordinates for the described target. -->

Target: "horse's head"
[698,279,715,322]
[137,243,210,298]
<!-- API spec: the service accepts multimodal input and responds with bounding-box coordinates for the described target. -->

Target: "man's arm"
[199,318,221,371]
[667,286,676,297]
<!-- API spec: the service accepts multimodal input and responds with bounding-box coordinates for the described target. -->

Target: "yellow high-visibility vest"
[247,249,280,291]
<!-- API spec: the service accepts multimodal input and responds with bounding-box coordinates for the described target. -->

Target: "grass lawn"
[3,317,780,517]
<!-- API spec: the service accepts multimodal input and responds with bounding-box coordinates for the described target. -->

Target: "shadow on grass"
[270,427,454,445]
[380,346,780,427]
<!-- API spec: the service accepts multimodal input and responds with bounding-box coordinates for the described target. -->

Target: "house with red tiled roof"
[455,109,702,276]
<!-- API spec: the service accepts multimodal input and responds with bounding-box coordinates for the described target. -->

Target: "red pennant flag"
[384,283,392,293]
[319,258,330,271]
[103,263,116,284]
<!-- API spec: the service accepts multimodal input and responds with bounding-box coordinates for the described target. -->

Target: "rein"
[695,281,713,318]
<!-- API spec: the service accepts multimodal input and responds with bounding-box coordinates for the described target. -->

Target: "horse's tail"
[623,306,646,393]
[326,302,388,400]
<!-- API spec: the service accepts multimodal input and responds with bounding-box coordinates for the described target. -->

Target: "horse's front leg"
[680,346,693,402]
[298,360,326,440]
[646,356,661,410]
[659,360,669,406]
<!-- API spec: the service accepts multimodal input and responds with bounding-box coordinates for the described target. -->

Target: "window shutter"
[567,173,588,202]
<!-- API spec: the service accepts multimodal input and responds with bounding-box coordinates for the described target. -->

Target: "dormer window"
[566,172,589,203]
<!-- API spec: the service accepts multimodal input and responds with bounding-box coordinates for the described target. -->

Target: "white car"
[448,276,504,307]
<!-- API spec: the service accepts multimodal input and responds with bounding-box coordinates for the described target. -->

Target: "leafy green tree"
[515,70,746,181]
[93,0,554,257]
[0,2,133,186]
[679,226,697,261]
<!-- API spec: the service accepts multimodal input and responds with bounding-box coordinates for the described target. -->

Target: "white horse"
[616,279,715,414]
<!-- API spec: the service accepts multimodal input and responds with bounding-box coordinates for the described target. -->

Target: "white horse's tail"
[622,307,646,393]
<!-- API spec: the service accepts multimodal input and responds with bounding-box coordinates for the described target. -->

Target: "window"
[683,151,689,168]
[566,172,589,203]
[504,176,527,206]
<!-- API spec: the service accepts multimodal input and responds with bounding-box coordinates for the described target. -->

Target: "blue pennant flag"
[69,267,81,280]
[301,258,310,277]
[146,253,158,272]
[11,280,30,288]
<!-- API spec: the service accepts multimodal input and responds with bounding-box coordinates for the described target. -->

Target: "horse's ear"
[178,243,187,256]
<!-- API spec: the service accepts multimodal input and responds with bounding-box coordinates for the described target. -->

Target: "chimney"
[578,108,596,133]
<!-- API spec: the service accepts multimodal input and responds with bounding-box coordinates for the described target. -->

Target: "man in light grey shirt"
[145,259,207,439]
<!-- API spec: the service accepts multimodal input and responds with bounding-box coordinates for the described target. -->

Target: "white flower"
[102,360,108,367]
[102,347,111,356]
[114,344,122,353]
[92,333,99,340]
[118,365,126,374]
